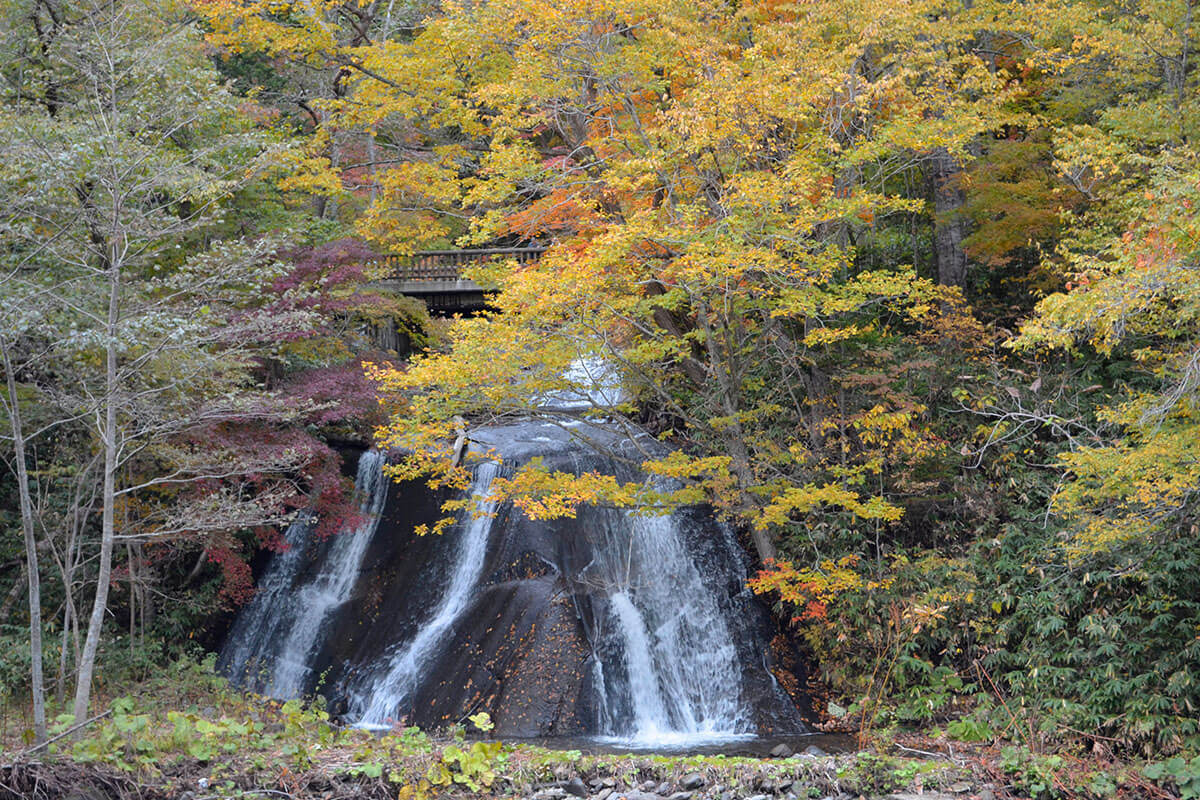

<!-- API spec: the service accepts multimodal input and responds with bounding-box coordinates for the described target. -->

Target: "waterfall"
[350,460,502,727]
[218,450,388,696]
[586,507,752,744]
[217,422,805,742]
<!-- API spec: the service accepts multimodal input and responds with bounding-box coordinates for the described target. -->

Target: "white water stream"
[588,509,752,745]
[219,450,388,697]
[351,460,502,727]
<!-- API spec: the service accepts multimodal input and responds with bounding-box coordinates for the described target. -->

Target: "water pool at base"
[507,733,854,757]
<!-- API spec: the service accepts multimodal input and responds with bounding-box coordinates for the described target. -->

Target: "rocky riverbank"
[1,743,985,800]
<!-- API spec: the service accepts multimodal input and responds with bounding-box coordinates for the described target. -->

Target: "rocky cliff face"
[221,421,806,741]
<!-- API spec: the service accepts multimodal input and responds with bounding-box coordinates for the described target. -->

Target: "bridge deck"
[376,247,546,284]
[370,247,546,312]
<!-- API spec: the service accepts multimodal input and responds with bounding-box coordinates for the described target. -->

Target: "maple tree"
[201,0,1008,566]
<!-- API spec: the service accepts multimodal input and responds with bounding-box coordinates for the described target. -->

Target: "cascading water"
[351,460,502,727]
[584,506,752,744]
[220,420,806,743]
[218,450,388,697]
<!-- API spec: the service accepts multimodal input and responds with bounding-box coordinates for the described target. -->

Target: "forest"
[1,0,1198,798]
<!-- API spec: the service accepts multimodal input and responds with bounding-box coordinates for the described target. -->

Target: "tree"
[0,0,344,723]
[1007,0,1200,554]
[195,0,1011,566]
[0,330,48,743]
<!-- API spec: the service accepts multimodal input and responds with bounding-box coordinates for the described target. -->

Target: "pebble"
[769,743,793,758]
[593,789,613,800]
[611,792,661,800]
[948,783,972,794]
[656,782,672,795]
[567,778,589,798]
[667,792,694,800]
[533,788,567,800]
[681,773,706,791]
[802,744,827,757]
[640,781,657,792]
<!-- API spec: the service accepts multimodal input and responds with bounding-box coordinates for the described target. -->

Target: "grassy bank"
[2,657,1194,800]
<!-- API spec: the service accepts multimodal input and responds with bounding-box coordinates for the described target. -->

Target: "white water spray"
[352,461,501,726]
[219,451,388,697]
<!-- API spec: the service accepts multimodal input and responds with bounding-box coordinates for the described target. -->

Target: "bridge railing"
[377,246,548,282]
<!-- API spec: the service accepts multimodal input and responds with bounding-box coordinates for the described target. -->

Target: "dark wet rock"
[769,743,793,758]
[655,782,671,795]
[602,778,617,789]
[667,792,694,800]
[593,789,613,800]
[224,425,808,738]
[567,777,589,797]
[639,780,658,792]
[680,774,706,791]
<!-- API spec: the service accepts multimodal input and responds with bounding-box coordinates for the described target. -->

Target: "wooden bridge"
[372,246,547,312]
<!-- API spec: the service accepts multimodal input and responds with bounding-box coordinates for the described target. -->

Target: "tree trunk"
[693,301,777,563]
[2,337,47,744]
[929,147,969,288]
[72,261,120,726]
